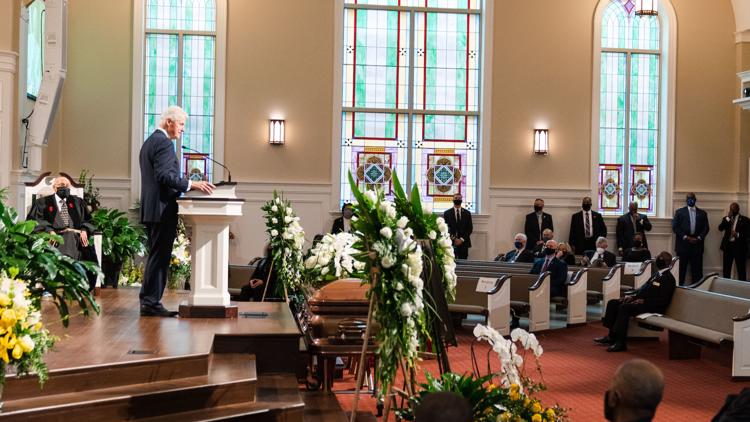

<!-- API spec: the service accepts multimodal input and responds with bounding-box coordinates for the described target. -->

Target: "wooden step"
[136,374,305,422]
[0,354,256,421]
[4,353,209,401]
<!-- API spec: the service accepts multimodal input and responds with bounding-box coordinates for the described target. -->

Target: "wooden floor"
[40,287,300,370]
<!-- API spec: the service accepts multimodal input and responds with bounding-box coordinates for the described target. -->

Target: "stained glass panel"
[599,164,622,211]
[144,33,179,140]
[601,0,659,51]
[344,0,480,10]
[146,0,216,31]
[630,165,653,212]
[599,52,626,165]
[26,0,45,99]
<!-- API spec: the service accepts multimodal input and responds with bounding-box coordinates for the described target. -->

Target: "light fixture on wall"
[269,119,285,145]
[533,129,549,155]
[635,0,658,16]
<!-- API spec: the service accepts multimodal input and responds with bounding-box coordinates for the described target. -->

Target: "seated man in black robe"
[595,251,676,352]
[238,243,279,301]
[27,177,98,289]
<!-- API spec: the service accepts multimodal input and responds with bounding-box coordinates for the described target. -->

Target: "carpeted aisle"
[334,322,748,421]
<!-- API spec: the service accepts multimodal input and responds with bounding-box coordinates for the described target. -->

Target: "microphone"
[180,145,232,183]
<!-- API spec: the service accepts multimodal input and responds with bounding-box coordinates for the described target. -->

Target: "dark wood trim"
[487,274,511,294]
[24,172,84,188]
[59,172,85,188]
[530,272,549,290]
[24,171,51,187]
[179,303,239,318]
[177,197,245,202]
[733,312,750,322]
[686,272,719,289]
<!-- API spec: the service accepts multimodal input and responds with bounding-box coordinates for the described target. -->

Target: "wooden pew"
[637,287,750,379]
[228,264,257,297]
[451,275,512,335]
[688,273,750,299]
[621,259,654,290]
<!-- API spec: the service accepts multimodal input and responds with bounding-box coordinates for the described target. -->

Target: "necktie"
[59,199,71,227]
[542,258,551,272]
[689,208,696,235]
[631,214,638,233]
[538,213,542,232]
[455,208,459,222]
[585,212,592,238]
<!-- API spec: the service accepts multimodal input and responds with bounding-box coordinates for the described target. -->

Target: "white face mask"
[596,247,605,255]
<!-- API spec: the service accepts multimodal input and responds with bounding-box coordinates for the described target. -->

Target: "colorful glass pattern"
[341,2,481,213]
[599,164,622,211]
[598,0,660,214]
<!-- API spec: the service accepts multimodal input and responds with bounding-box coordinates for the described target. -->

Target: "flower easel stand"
[348,263,377,422]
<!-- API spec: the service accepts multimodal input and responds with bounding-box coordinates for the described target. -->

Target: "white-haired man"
[583,236,617,267]
[139,106,214,317]
[496,233,534,263]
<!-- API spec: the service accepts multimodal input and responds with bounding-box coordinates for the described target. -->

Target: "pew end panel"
[565,269,587,326]
[670,256,680,282]
[487,275,512,336]
[687,273,719,291]
[633,259,654,289]
[733,312,750,378]
[528,273,551,332]
[601,264,623,317]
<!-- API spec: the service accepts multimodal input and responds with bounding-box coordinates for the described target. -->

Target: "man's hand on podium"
[191,181,215,194]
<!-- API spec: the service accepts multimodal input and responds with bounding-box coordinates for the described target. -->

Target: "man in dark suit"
[27,176,98,289]
[616,202,652,255]
[532,228,554,258]
[442,193,472,259]
[623,233,651,262]
[524,198,553,250]
[496,233,535,263]
[719,202,749,281]
[569,196,607,255]
[672,193,710,285]
[530,239,568,297]
[583,237,617,267]
[595,251,676,352]
[331,203,354,234]
[139,106,214,317]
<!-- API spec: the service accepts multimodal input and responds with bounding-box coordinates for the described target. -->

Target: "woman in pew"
[557,242,577,266]
[594,251,676,352]
[623,233,652,263]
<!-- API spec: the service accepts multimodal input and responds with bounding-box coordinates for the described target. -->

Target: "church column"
[0,51,17,190]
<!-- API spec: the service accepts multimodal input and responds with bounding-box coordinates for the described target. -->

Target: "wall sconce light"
[635,0,658,16]
[269,119,285,145]
[533,129,549,155]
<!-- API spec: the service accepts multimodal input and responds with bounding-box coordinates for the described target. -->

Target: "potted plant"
[92,208,147,287]
[78,169,102,213]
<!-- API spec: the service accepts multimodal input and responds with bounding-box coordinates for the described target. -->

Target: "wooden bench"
[637,287,750,378]
[228,264,257,297]
[451,275,512,335]
[688,273,750,299]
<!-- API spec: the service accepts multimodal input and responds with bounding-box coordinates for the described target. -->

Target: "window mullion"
[623,52,631,213]
[406,10,416,189]
[177,32,184,163]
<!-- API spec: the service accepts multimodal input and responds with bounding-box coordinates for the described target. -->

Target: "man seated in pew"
[582,236,617,267]
[622,233,651,263]
[718,202,749,281]
[616,202,652,256]
[532,228,555,259]
[27,176,98,289]
[331,203,354,234]
[557,242,577,266]
[594,251,676,352]
[530,239,568,297]
[238,243,279,301]
[494,233,535,263]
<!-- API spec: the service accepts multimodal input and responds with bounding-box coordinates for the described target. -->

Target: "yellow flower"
[497,412,512,422]
[7,334,17,348]
[2,309,17,327]
[531,402,542,413]
[532,414,542,422]
[0,347,8,364]
[509,390,521,401]
[34,322,43,331]
[546,409,556,419]
[11,344,22,360]
[510,383,520,392]
[524,398,531,408]
[487,383,497,392]
[0,293,10,307]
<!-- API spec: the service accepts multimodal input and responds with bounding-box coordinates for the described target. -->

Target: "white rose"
[364,190,377,203]
[428,230,437,240]
[436,217,445,225]
[400,302,413,317]
[286,208,293,215]
[271,205,278,212]
[271,217,278,224]
[275,197,281,204]
[284,216,293,223]
[397,216,409,229]
[19,335,35,352]
[381,255,395,268]
[319,255,331,266]
[395,282,404,291]
[304,256,318,269]
[379,227,393,239]
[270,229,279,237]
[386,206,397,219]
[321,266,329,276]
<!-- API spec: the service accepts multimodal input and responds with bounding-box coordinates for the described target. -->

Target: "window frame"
[130,0,227,199]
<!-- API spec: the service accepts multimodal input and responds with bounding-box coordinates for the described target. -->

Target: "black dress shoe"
[607,342,627,352]
[593,336,614,345]
[140,306,178,317]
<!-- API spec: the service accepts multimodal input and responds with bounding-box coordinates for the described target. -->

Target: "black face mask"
[544,247,556,256]
[56,187,70,199]
[453,200,462,206]
[633,240,642,248]
[534,205,543,213]
[604,390,615,421]
[655,258,667,271]
[582,203,592,211]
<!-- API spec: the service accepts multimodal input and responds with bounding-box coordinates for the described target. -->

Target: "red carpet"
[334,323,749,421]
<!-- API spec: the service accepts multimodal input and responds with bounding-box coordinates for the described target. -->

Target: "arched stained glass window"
[598,0,661,214]
[144,0,216,181]
[340,0,482,213]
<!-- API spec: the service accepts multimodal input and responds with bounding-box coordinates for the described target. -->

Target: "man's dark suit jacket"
[524,212,553,250]
[139,130,190,223]
[500,248,535,263]
[584,249,617,267]
[331,217,348,234]
[569,210,607,254]
[616,212,652,251]
[718,214,750,252]
[530,256,568,297]
[442,207,473,248]
[623,248,651,262]
[672,206,710,254]
[631,270,677,313]
[28,194,95,235]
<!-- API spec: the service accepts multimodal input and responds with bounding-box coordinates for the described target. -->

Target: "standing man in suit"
[443,193,472,259]
[27,176,98,289]
[672,193,710,285]
[331,203,354,234]
[616,202,652,255]
[139,106,214,317]
[595,251,676,352]
[569,196,607,255]
[524,198,553,250]
[719,202,749,281]
[530,239,568,297]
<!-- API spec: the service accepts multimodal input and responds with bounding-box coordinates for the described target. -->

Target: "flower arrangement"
[303,232,366,286]
[391,173,457,302]
[261,192,306,298]
[168,219,191,290]
[0,270,56,387]
[397,324,566,422]
[119,258,144,287]
[346,173,428,397]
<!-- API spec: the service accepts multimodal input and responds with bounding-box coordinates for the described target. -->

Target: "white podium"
[177,183,244,318]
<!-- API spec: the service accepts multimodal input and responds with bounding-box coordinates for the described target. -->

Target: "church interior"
[1,0,750,421]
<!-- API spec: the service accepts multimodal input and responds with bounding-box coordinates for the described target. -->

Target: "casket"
[304,279,379,345]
